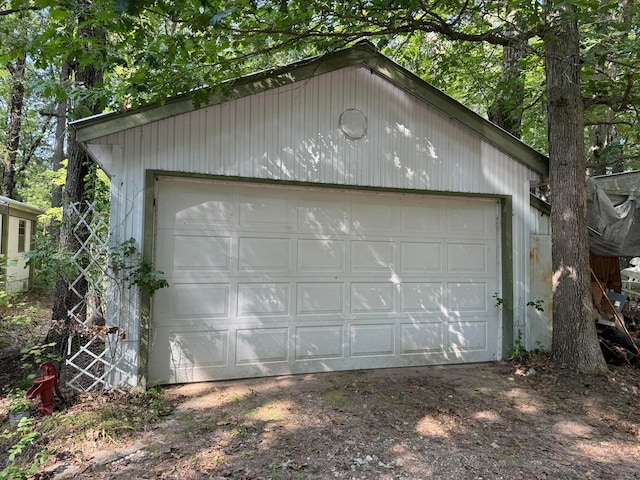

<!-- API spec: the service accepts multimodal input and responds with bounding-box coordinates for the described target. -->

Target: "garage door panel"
[169,329,229,367]
[297,198,348,232]
[448,282,490,312]
[350,324,395,356]
[351,202,394,232]
[295,325,344,360]
[401,205,443,233]
[400,242,442,272]
[174,195,233,227]
[400,283,443,312]
[174,235,232,271]
[351,241,394,272]
[448,322,488,351]
[159,188,235,230]
[156,232,234,275]
[350,282,395,313]
[297,283,344,315]
[239,193,291,228]
[239,237,290,271]
[154,284,230,324]
[152,179,501,382]
[237,283,290,316]
[297,239,345,272]
[154,230,174,273]
[236,328,289,364]
[400,322,443,354]
[149,327,229,382]
[447,205,493,236]
[447,243,489,273]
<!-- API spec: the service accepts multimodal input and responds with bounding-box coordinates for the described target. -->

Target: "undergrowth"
[0,292,50,353]
[1,386,174,479]
[0,288,175,478]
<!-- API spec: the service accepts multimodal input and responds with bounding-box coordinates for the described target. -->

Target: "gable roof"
[71,41,549,177]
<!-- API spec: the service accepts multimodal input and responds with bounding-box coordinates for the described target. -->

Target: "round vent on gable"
[339,108,367,140]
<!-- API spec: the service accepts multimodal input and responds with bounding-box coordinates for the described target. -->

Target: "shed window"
[18,220,26,253]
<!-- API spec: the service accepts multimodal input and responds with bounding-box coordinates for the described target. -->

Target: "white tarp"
[587,173,640,257]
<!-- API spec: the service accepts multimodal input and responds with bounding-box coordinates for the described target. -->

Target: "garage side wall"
[529,205,552,350]
[91,66,541,386]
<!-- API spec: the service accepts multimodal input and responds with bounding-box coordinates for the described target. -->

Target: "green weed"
[507,330,528,361]
[0,417,47,480]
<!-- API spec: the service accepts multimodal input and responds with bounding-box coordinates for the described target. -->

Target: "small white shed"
[0,196,42,293]
[72,42,551,386]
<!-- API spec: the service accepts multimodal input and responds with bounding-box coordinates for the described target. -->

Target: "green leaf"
[210,7,237,27]
[115,0,132,13]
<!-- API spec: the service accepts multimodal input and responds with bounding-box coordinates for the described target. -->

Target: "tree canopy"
[6,1,638,170]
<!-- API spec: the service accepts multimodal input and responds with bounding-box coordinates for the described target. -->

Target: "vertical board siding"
[480,142,538,334]
[109,67,537,253]
[92,65,544,386]
[529,207,551,235]
[95,66,522,196]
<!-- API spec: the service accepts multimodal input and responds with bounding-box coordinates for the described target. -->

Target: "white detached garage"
[72,42,549,387]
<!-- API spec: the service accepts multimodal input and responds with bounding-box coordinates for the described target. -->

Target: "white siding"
[528,205,552,350]
[530,234,553,350]
[91,65,544,386]
[529,206,551,235]
[98,66,537,193]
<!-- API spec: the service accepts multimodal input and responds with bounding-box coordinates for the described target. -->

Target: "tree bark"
[544,7,608,373]
[50,1,104,351]
[488,34,525,137]
[2,56,26,198]
[50,132,96,326]
[52,61,71,212]
[587,124,622,175]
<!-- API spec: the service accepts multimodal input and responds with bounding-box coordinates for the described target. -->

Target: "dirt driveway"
[49,358,640,480]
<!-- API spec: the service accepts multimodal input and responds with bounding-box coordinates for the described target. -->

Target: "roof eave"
[0,196,45,219]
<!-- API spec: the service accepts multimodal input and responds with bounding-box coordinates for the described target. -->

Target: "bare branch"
[620,72,634,107]
[0,5,41,16]
[584,73,635,111]
[148,2,544,48]
[584,119,635,127]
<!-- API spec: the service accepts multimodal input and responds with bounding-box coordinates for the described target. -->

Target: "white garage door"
[150,177,501,383]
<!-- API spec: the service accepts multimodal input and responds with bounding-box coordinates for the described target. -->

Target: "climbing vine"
[109,238,168,297]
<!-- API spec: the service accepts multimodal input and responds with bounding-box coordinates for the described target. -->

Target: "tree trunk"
[544,7,608,373]
[488,34,525,138]
[52,61,70,212]
[49,2,104,360]
[50,132,95,323]
[2,56,26,198]
[586,124,624,175]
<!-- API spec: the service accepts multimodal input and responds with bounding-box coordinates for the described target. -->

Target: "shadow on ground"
[43,359,640,479]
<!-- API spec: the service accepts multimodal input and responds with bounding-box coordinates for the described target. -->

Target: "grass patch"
[251,401,290,422]
[323,386,348,405]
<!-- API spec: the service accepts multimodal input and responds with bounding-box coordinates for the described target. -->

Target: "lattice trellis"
[62,201,126,393]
